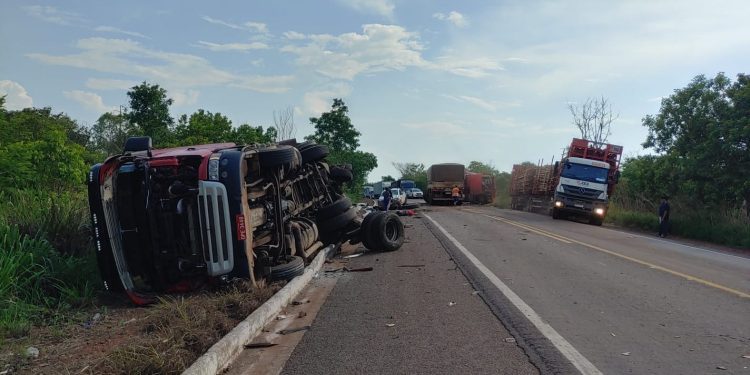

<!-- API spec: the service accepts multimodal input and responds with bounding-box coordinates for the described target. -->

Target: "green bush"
[0,189,91,257]
[606,203,750,248]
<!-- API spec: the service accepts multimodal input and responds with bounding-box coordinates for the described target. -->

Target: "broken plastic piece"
[245,342,277,349]
[278,326,311,335]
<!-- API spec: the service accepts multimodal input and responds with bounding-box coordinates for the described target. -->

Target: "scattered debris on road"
[471,291,480,295]
[397,264,425,268]
[292,300,309,305]
[278,326,311,335]
[610,332,616,337]
[325,266,373,273]
[386,323,396,327]
[298,311,307,318]
[504,338,516,343]
[244,342,278,349]
[276,314,288,320]
[344,253,365,259]
[621,352,631,356]
[717,366,727,370]
[448,301,456,306]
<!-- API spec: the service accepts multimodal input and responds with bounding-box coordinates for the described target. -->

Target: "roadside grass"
[0,188,100,343]
[606,203,750,248]
[97,280,283,374]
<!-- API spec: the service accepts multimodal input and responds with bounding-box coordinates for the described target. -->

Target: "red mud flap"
[126,290,158,306]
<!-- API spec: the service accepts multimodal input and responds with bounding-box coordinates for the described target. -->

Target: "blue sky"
[2,0,749,180]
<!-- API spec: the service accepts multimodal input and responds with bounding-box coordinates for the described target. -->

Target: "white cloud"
[337,0,394,18]
[433,11,469,28]
[28,37,293,93]
[244,22,268,34]
[281,24,425,80]
[202,16,269,34]
[0,81,33,110]
[95,26,149,39]
[63,90,116,113]
[196,41,269,52]
[431,56,504,78]
[442,94,521,111]
[23,5,83,26]
[171,89,200,107]
[302,83,352,116]
[283,31,306,40]
[85,78,137,90]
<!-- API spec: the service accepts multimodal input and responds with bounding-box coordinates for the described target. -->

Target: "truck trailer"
[426,163,465,204]
[464,172,496,204]
[510,138,622,225]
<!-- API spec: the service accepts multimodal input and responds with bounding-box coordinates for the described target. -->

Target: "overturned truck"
[88,137,403,305]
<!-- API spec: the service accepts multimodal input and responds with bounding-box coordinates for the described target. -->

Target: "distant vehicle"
[372,181,388,198]
[425,163,464,204]
[408,188,423,199]
[379,188,407,209]
[464,172,495,204]
[510,138,622,226]
[363,186,374,199]
[391,179,416,191]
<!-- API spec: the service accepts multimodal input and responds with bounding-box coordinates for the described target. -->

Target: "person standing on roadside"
[452,185,461,206]
[658,195,670,238]
[381,187,392,211]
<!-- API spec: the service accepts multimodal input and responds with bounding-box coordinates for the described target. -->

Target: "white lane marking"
[424,213,602,375]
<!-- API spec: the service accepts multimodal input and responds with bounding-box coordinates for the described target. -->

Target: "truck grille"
[561,184,601,199]
[198,181,234,276]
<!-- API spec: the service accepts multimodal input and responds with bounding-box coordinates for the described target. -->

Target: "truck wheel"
[301,144,329,164]
[371,213,404,252]
[359,212,378,250]
[552,208,560,219]
[589,216,603,226]
[258,146,296,169]
[318,207,357,234]
[330,166,353,182]
[317,195,352,221]
[269,256,305,281]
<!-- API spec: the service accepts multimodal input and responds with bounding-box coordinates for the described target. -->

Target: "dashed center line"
[463,209,750,299]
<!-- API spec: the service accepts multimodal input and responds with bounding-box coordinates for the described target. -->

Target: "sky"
[1,0,749,181]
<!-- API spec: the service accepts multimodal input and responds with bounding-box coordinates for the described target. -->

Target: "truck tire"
[301,144,329,164]
[370,213,404,252]
[317,195,352,221]
[552,207,560,219]
[318,207,357,234]
[330,166,353,182]
[589,216,603,226]
[258,146,296,169]
[360,212,379,250]
[269,256,305,281]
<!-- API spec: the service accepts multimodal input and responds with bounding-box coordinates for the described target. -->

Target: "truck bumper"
[553,193,607,217]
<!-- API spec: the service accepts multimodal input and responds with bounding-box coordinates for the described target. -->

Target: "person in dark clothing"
[658,196,670,238]
[381,188,392,211]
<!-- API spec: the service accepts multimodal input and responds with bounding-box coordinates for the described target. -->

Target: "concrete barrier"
[183,245,335,375]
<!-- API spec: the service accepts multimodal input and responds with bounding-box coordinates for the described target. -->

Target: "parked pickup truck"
[88,137,404,305]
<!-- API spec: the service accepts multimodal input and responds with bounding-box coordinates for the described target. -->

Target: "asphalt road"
[281,214,538,375]
[424,205,750,374]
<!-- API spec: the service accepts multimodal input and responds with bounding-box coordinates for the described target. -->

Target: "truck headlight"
[555,201,563,208]
[208,155,220,181]
[594,208,605,216]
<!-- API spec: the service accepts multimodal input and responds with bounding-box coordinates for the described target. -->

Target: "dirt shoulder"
[1,281,282,374]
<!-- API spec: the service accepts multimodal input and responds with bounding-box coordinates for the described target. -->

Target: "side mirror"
[554,161,560,173]
[613,170,621,184]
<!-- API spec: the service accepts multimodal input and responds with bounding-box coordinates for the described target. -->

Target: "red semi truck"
[464,172,496,204]
[510,138,622,225]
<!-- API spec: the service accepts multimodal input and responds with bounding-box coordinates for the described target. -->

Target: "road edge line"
[423,213,602,375]
[183,245,335,375]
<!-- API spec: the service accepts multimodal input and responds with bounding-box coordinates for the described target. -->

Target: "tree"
[568,96,618,143]
[467,161,500,176]
[381,175,395,182]
[174,109,233,145]
[91,112,135,155]
[232,124,276,145]
[273,107,296,142]
[306,99,361,152]
[127,82,174,144]
[306,99,377,196]
[639,73,750,211]
[393,162,427,190]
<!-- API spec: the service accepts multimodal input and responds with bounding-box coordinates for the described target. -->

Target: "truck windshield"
[561,162,608,183]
